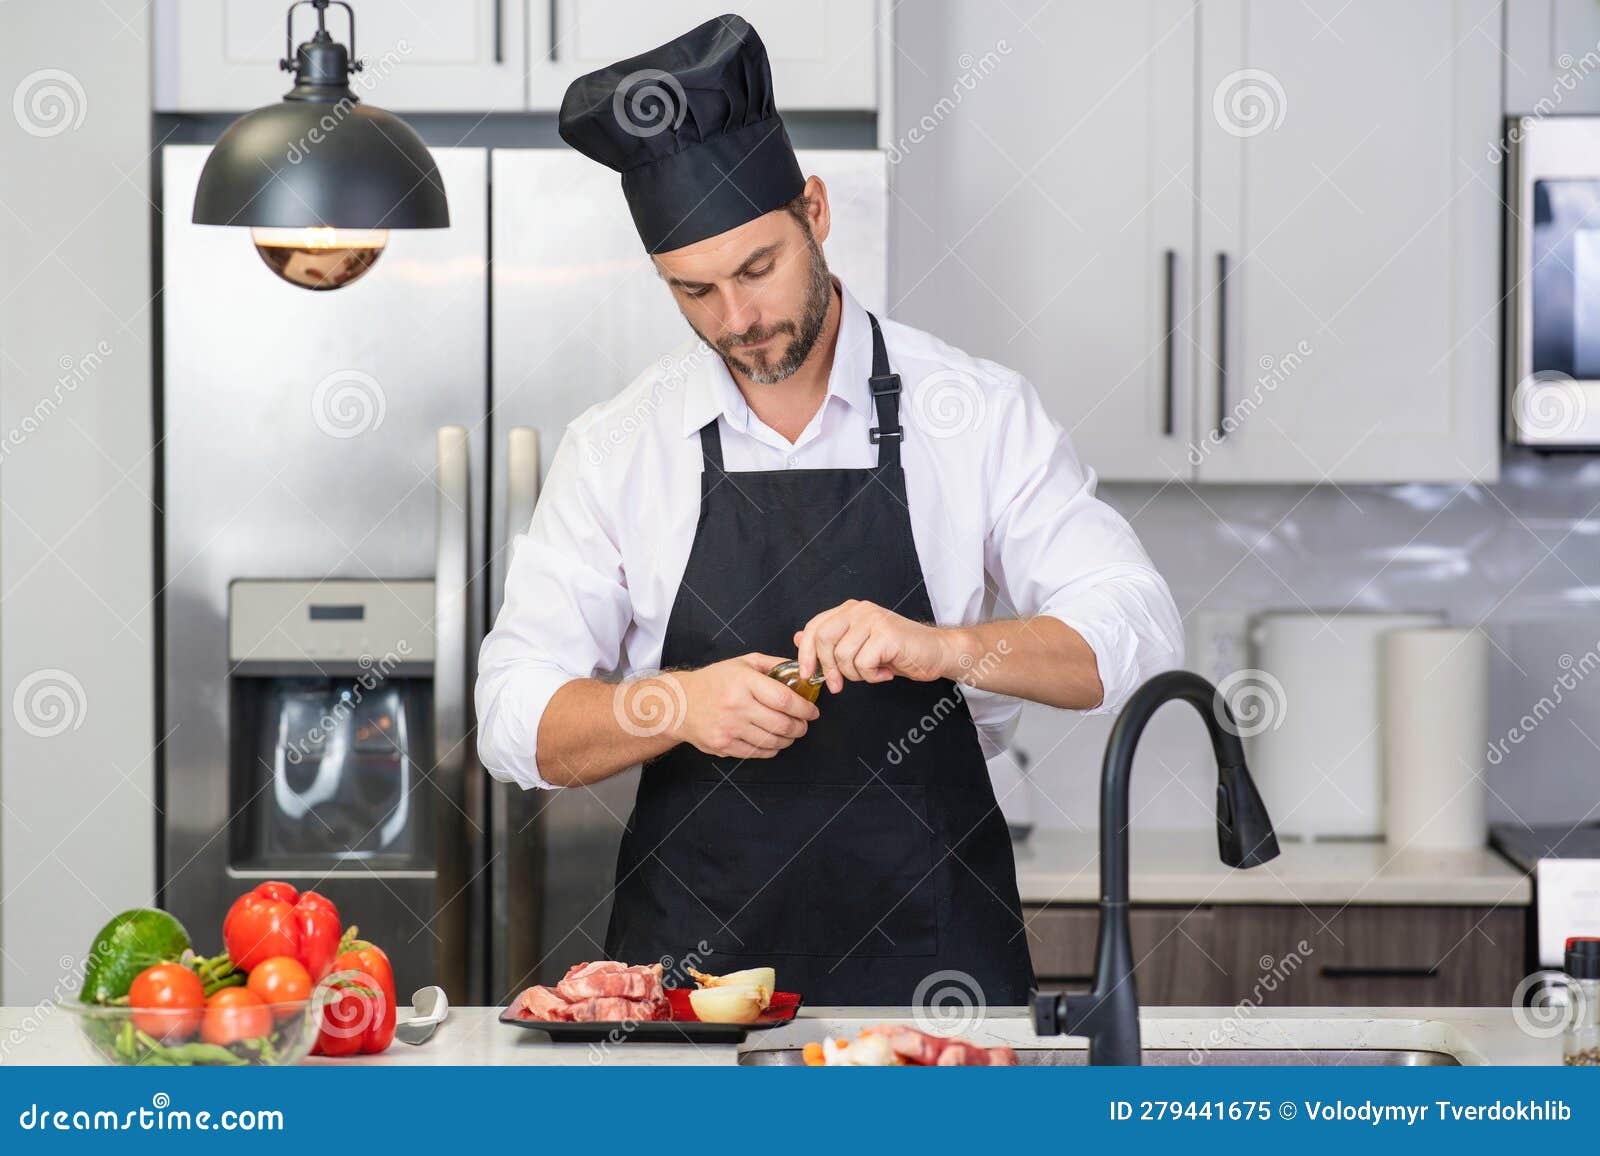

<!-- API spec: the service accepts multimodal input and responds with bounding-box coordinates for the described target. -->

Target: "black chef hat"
[557,14,805,254]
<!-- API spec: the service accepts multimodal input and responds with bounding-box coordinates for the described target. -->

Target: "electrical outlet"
[1189,609,1256,684]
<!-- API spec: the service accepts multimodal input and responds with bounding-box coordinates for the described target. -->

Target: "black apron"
[604,314,1036,1006]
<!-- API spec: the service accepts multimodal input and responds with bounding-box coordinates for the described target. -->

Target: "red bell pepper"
[292,890,342,981]
[222,881,342,979]
[311,937,396,1056]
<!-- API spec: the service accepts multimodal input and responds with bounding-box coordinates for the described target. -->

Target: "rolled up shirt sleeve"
[982,374,1184,714]
[476,429,629,789]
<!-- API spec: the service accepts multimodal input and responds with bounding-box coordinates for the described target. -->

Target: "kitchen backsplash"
[1009,450,1600,834]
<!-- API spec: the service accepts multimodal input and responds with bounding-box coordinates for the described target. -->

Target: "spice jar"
[767,660,825,704]
[1562,937,1600,1066]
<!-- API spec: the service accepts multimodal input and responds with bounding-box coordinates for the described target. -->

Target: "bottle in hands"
[672,654,820,760]
[767,660,826,704]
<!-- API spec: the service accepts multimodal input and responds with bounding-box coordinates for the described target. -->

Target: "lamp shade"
[192,100,449,231]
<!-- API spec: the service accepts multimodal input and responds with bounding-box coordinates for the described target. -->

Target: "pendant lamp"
[191,0,450,290]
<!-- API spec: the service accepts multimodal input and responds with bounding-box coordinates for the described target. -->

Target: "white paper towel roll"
[1381,627,1489,850]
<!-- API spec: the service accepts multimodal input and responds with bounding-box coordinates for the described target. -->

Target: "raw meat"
[563,960,625,980]
[564,995,670,1022]
[859,1023,1019,1066]
[556,967,662,1002]
[517,985,572,1021]
[513,961,669,1023]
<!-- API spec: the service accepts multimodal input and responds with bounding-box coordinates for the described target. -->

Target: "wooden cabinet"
[1025,905,1230,1004]
[891,0,1502,484]
[526,0,879,111]
[1025,903,1527,1007]
[154,0,527,112]
[1211,905,1527,1007]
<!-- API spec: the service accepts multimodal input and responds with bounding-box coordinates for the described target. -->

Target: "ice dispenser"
[226,579,439,984]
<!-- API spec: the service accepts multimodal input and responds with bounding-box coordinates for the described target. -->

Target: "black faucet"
[1031,670,1281,1065]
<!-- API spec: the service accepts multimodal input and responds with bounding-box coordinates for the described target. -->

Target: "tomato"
[128,963,204,1042]
[201,987,273,1046]
[223,892,299,972]
[246,955,312,1020]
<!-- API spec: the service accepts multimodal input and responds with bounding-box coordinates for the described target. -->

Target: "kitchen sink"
[738,1046,1460,1067]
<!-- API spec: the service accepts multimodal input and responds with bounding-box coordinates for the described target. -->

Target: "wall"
[0,1,154,1004]
[1006,459,1600,833]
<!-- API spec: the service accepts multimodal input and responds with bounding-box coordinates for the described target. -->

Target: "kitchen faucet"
[1031,671,1281,1065]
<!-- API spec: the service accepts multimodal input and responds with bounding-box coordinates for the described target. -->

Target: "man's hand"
[670,653,820,759]
[793,600,957,694]
[540,617,1101,786]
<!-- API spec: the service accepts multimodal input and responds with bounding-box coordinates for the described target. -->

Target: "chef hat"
[557,14,806,254]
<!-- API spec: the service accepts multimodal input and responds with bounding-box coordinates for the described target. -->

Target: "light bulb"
[250,226,389,291]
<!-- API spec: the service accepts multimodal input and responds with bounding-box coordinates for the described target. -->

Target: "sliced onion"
[689,966,775,1007]
[688,985,765,1023]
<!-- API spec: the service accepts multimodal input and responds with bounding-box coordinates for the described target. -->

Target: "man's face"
[654,184,834,385]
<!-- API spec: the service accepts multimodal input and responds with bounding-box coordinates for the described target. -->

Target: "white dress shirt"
[477,283,1184,789]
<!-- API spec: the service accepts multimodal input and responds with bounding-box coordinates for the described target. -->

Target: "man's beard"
[697,232,833,386]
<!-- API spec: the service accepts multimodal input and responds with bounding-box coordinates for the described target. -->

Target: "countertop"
[0,1005,1560,1066]
[1012,828,1532,906]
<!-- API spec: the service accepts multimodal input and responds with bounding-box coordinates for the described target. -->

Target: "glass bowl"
[58,998,318,1066]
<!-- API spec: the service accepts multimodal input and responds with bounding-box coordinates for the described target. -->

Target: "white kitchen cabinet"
[152,0,527,112]
[1193,0,1501,483]
[890,0,1501,485]
[525,0,879,111]
[888,0,1199,482]
[1506,0,1600,115]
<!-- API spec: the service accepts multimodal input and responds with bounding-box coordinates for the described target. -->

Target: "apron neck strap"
[866,313,902,468]
[696,311,903,470]
[700,416,725,471]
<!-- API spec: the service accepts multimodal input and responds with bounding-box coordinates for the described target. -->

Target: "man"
[477,15,1183,1006]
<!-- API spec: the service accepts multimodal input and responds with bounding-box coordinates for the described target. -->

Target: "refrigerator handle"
[506,427,541,539]
[434,425,471,783]
[492,427,544,1000]
[433,425,473,999]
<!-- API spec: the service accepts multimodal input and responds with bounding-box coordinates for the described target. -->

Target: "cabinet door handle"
[1161,249,1177,437]
[492,0,504,64]
[1214,252,1230,441]
[548,0,559,62]
[1320,965,1439,981]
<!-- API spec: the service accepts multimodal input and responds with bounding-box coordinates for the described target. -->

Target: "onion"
[688,985,765,1023]
[688,966,775,1007]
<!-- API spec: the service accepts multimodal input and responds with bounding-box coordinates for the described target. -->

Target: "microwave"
[1506,116,1600,446]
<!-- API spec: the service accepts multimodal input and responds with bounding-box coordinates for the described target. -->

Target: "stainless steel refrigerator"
[161,143,887,1004]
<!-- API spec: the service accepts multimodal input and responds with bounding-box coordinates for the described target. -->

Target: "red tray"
[499,989,802,1044]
